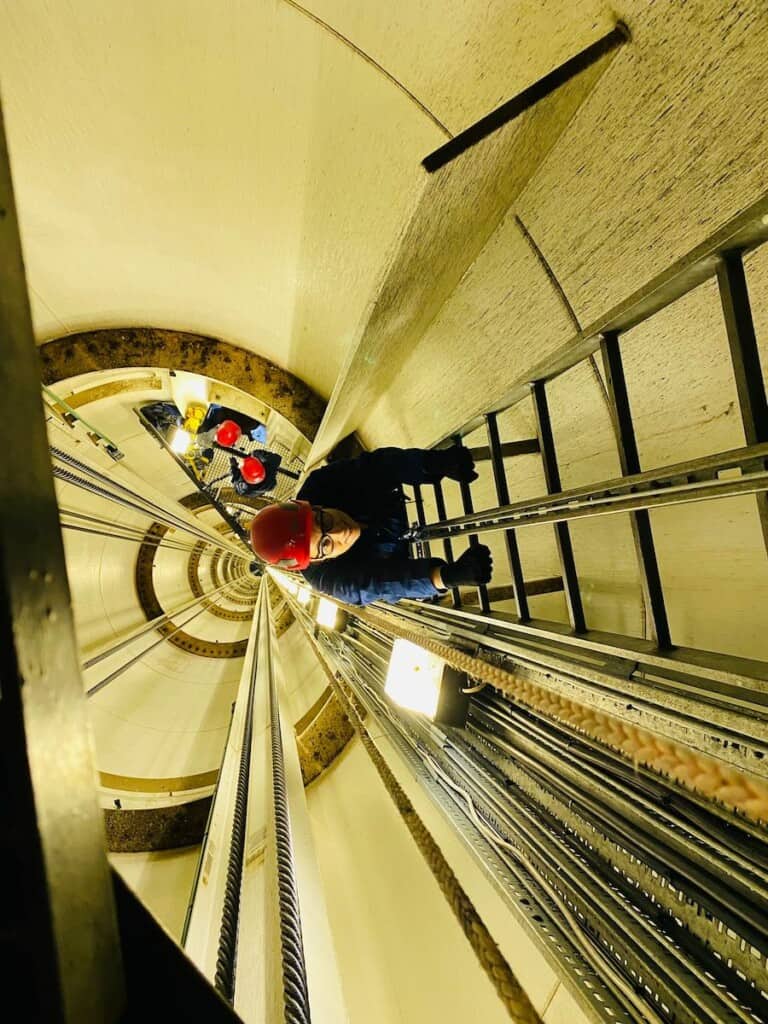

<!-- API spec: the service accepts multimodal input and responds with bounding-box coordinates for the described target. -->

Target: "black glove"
[440,545,493,588]
[427,445,478,483]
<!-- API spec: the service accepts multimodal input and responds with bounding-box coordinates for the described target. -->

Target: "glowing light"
[170,371,210,423]
[384,639,444,719]
[297,586,311,605]
[169,428,192,453]
[269,568,300,595]
[315,597,338,629]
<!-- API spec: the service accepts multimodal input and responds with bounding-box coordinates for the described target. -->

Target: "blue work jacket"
[298,447,446,606]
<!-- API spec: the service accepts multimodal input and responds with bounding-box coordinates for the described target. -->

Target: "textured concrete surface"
[39,327,325,441]
[296,0,612,133]
[296,685,355,785]
[519,1,768,326]
[309,45,616,463]
[352,3,768,453]
[104,797,211,852]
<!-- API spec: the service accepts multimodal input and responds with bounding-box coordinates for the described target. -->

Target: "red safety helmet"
[216,419,242,446]
[250,500,313,570]
[241,455,266,485]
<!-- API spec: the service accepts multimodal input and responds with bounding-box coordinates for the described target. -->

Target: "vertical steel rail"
[412,483,431,559]
[600,332,671,648]
[214,592,259,1002]
[456,470,491,614]
[485,413,530,621]
[433,480,461,608]
[530,381,586,632]
[262,592,313,1024]
[717,250,768,558]
[181,700,237,949]
[0,101,125,1021]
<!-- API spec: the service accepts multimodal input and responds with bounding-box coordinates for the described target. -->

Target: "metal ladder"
[406,192,768,683]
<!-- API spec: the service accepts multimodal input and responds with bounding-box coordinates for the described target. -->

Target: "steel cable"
[214,605,259,1001]
[265,594,312,1024]
[51,445,245,554]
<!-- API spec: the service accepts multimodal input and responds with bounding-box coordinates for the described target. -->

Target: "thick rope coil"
[310,637,543,1024]
[360,608,768,827]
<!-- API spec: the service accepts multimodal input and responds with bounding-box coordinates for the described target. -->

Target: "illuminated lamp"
[318,596,353,633]
[297,586,312,605]
[268,568,301,595]
[169,428,192,454]
[384,639,470,725]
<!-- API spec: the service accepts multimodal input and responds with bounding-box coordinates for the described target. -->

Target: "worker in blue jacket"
[249,446,492,605]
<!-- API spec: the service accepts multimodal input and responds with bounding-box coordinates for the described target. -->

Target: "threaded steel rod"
[214,590,261,1000]
[264,589,312,1024]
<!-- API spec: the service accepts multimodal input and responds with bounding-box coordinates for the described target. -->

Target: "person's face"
[309,507,361,562]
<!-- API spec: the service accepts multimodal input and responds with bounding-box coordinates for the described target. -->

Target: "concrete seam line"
[280,0,452,139]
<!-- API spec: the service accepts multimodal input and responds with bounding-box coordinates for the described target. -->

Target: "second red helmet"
[241,456,266,485]
[216,419,242,446]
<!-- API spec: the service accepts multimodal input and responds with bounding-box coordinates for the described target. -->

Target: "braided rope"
[360,608,768,826]
[309,635,543,1024]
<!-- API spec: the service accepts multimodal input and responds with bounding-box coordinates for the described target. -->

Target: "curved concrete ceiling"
[0,1,616,403]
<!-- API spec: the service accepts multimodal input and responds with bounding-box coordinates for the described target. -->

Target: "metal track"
[320,631,636,1023]
[323,620,768,1024]
[406,442,768,542]
[262,590,313,1024]
[464,694,768,974]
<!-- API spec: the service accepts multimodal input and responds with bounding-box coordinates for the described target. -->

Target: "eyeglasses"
[314,509,335,560]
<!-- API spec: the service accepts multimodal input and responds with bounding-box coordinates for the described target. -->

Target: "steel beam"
[485,413,530,620]
[531,381,586,632]
[717,249,768,558]
[433,479,461,608]
[407,441,768,540]
[468,438,540,461]
[411,482,432,558]
[456,450,491,613]
[600,332,671,647]
[0,103,124,1021]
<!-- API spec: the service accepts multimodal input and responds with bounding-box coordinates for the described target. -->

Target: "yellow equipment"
[182,402,207,435]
